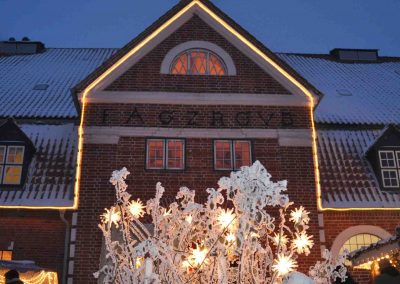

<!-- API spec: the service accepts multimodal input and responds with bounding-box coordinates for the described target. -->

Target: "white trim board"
[80,91,310,106]
[83,126,312,147]
[82,2,318,103]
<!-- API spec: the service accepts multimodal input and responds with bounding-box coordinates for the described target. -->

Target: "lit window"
[0,250,12,260]
[214,140,252,170]
[170,49,226,75]
[0,145,24,185]
[146,139,185,170]
[339,234,380,255]
[379,150,400,188]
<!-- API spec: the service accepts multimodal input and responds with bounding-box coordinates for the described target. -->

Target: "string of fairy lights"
[0,271,57,284]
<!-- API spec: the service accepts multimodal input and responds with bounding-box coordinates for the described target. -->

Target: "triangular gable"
[365,124,400,156]
[73,0,320,101]
[0,118,36,153]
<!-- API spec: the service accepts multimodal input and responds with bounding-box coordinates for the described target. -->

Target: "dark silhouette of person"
[374,259,400,284]
[4,270,23,284]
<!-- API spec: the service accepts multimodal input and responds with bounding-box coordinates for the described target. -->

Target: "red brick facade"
[322,211,400,284]
[106,16,290,95]
[72,7,322,283]
[74,138,321,282]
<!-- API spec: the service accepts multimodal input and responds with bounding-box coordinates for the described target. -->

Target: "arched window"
[170,49,226,75]
[339,233,381,254]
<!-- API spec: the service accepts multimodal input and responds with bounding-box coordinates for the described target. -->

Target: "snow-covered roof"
[0,48,117,118]
[0,123,77,207]
[278,53,400,125]
[317,129,400,208]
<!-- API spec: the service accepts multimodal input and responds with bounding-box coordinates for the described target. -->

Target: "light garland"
[0,271,57,284]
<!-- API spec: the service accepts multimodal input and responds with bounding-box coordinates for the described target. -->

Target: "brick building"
[0,1,399,284]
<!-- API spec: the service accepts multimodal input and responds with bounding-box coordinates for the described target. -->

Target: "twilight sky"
[1,0,399,56]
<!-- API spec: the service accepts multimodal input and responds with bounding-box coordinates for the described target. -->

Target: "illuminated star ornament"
[273,254,298,277]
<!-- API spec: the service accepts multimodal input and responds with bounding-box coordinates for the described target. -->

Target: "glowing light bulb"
[163,208,172,216]
[129,199,145,218]
[289,206,309,225]
[101,207,121,227]
[225,232,236,243]
[190,245,209,266]
[185,215,193,224]
[217,209,236,229]
[272,254,297,276]
[273,233,289,247]
[292,232,314,255]
[135,257,143,269]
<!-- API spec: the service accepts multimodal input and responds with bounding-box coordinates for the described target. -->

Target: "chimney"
[330,48,379,62]
[0,37,45,55]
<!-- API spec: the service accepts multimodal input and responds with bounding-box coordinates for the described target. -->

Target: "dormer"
[365,125,400,191]
[0,118,36,188]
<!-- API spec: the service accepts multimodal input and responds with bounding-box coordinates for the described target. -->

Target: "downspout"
[59,210,70,284]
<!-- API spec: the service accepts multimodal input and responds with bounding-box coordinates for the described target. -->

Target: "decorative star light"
[273,232,289,247]
[290,206,310,225]
[189,245,209,266]
[101,206,121,228]
[273,254,298,277]
[129,199,146,218]
[292,231,314,255]
[217,208,236,230]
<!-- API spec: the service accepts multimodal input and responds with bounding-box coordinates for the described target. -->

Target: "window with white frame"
[0,145,25,185]
[379,150,400,188]
[146,139,185,170]
[214,140,252,170]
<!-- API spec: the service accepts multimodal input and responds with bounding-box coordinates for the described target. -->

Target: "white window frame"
[146,139,185,170]
[378,150,400,189]
[165,139,185,170]
[1,145,25,185]
[214,140,252,171]
[379,150,396,168]
[381,169,399,188]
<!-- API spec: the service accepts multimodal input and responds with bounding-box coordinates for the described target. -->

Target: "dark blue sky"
[1,0,399,55]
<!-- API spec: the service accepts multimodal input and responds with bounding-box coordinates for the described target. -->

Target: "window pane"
[190,51,207,74]
[234,141,251,169]
[147,140,164,169]
[0,146,5,163]
[209,54,226,75]
[171,53,188,75]
[379,151,395,168]
[396,151,400,168]
[215,141,232,170]
[3,166,22,185]
[382,169,399,187]
[339,233,381,255]
[167,140,184,169]
[0,250,12,261]
[6,146,24,164]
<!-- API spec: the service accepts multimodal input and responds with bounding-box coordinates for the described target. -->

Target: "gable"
[74,0,319,101]
[0,118,36,152]
[105,15,291,94]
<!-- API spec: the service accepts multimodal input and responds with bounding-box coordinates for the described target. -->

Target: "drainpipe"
[59,210,70,284]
